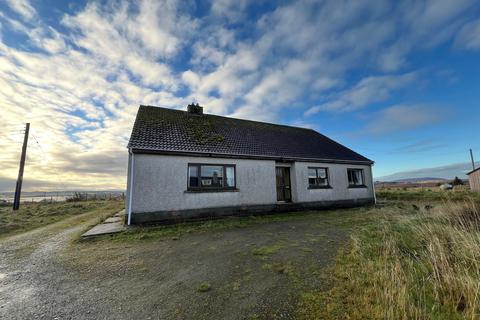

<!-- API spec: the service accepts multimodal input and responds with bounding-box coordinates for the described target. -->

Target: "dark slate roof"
[127,105,373,164]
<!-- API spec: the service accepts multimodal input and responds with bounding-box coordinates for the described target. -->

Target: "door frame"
[276,166,292,203]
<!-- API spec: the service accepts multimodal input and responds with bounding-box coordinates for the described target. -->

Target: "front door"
[276,167,292,202]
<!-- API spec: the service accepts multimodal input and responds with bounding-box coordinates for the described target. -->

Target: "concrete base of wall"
[129,198,375,225]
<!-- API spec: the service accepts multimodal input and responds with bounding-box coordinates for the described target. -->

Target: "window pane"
[226,166,235,187]
[348,169,364,186]
[317,168,328,186]
[309,168,329,186]
[201,165,224,187]
[352,172,358,184]
[188,166,199,187]
[318,169,327,179]
[354,170,364,185]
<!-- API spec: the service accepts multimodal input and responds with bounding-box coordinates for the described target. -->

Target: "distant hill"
[388,177,447,183]
[374,177,451,189]
[376,161,480,182]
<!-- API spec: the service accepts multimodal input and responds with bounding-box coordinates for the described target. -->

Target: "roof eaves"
[467,167,480,175]
[130,148,374,165]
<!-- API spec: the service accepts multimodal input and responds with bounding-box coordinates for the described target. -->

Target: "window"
[225,166,235,187]
[308,167,330,188]
[347,168,365,187]
[201,165,224,187]
[188,164,236,190]
[188,166,199,187]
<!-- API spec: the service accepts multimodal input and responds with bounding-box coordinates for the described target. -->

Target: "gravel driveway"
[0,209,361,320]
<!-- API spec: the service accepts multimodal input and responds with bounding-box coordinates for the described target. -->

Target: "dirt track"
[0,210,355,319]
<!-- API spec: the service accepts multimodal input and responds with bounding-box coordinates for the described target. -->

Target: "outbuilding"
[467,167,480,192]
[125,104,375,225]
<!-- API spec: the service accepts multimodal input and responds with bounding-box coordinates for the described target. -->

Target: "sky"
[1,0,480,192]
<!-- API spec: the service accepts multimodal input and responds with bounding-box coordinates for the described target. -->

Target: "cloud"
[376,161,480,181]
[5,0,36,21]
[455,19,480,50]
[0,1,193,192]
[0,0,479,192]
[29,27,67,54]
[306,72,417,115]
[210,0,250,23]
[365,104,444,135]
[392,139,447,153]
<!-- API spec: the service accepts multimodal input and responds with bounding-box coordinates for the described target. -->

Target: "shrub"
[451,176,464,186]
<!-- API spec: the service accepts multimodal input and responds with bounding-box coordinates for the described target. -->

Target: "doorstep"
[81,210,126,237]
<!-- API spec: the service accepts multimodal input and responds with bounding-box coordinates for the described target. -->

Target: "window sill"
[185,188,239,193]
[348,185,367,189]
[308,185,332,190]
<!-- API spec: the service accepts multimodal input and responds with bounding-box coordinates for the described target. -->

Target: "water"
[1,196,68,203]
[0,191,125,203]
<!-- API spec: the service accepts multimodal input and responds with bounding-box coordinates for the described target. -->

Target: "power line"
[3,125,26,131]
[29,131,69,192]
[31,133,47,155]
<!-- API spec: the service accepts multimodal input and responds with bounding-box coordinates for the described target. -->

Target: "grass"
[376,188,480,202]
[296,200,480,319]
[252,243,284,256]
[262,262,295,275]
[8,188,477,318]
[197,283,212,292]
[0,200,124,239]
[92,207,375,242]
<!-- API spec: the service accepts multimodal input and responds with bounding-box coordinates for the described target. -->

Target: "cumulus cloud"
[0,1,192,192]
[0,0,478,192]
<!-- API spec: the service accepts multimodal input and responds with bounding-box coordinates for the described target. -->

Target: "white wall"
[290,162,374,203]
[131,154,277,213]
[125,152,132,216]
[129,154,374,214]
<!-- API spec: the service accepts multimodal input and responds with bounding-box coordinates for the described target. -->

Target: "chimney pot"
[187,103,203,115]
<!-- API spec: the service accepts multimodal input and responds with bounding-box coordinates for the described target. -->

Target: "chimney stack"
[187,103,203,115]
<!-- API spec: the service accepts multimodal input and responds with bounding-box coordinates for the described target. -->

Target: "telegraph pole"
[13,123,30,211]
[470,149,476,171]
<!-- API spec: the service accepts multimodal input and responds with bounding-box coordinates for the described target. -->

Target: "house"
[125,104,375,225]
[467,167,480,192]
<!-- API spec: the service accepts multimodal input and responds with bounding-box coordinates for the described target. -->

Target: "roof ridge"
[139,105,316,132]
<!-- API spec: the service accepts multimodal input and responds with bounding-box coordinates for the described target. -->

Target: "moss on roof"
[185,116,225,145]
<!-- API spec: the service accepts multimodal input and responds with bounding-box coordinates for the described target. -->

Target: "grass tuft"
[197,283,211,292]
[296,200,480,319]
[252,243,284,256]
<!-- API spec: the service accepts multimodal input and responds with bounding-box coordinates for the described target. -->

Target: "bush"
[66,192,87,202]
[452,176,464,186]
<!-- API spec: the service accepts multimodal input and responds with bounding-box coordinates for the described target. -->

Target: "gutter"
[130,148,375,165]
[127,149,135,225]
